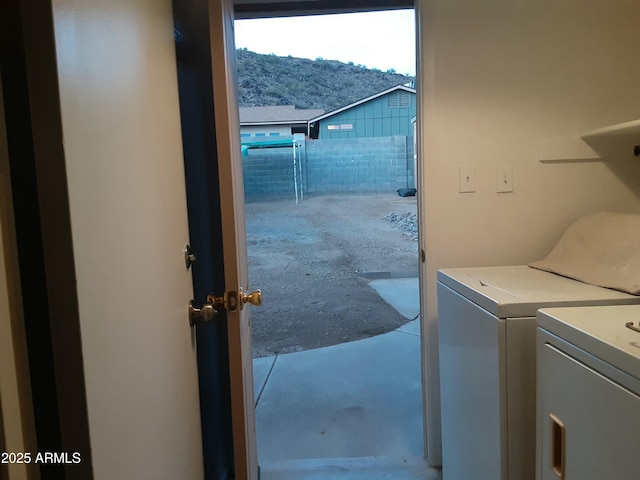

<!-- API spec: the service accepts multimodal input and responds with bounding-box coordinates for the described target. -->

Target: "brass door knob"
[240,289,262,307]
[188,299,217,326]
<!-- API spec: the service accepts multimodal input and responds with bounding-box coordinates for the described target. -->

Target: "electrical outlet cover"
[459,165,476,193]
[496,164,513,193]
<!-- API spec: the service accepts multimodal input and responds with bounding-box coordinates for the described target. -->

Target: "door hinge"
[184,244,197,270]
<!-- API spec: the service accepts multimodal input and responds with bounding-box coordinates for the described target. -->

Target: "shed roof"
[308,84,416,123]
[239,105,325,125]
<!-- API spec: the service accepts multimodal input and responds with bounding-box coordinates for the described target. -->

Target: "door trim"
[209,0,259,477]
[226,0,432,469]
[0,69,39,480]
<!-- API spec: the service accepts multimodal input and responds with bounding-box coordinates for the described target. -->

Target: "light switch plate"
[496,164,513,193]
[459,165,476,193]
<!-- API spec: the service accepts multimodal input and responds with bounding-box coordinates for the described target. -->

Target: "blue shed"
[308,84,416,139]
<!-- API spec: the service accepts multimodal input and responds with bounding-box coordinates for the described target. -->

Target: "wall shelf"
[581,119,640,139]
[538,119,640,163]
[538,136,600,163]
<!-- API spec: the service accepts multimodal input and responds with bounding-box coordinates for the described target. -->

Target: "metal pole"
[298,142,304,202]
[292,139,299,205]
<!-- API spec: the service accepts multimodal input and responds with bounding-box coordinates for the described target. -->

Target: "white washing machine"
[437,266,640,480]
[536,305,640,480]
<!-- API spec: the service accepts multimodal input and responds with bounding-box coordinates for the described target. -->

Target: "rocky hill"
[236,48,414,112]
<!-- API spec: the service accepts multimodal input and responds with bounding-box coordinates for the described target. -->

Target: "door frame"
[228,0,435,466]
[0,69,39,480]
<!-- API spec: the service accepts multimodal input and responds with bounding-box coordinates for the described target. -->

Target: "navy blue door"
[173,1,235,478]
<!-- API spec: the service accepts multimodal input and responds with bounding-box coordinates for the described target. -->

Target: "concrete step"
[259,456,441,480]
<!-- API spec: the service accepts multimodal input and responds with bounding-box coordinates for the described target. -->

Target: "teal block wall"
[242,136,415,201]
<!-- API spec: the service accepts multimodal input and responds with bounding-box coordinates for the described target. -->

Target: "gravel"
[382,212,419,241]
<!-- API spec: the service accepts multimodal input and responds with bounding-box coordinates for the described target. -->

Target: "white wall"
[418,0,640,464]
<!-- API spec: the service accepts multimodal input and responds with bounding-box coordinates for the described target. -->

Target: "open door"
[10,0,255,477]
[209,0,259,478]
[34,0,203,477]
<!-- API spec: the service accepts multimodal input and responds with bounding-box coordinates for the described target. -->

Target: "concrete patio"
[252,277,442,479]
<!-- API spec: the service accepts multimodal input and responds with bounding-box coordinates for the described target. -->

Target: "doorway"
[3,1,430,478]
[233,9,429,475]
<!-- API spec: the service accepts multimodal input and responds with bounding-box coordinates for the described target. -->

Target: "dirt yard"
[245,193,419,358]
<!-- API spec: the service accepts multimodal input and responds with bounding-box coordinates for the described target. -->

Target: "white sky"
[234,9,416,77]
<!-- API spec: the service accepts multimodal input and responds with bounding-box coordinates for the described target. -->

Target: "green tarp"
[241,139,295,156]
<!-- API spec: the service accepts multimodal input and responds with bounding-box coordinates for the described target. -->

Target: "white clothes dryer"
[536,305,640,480]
